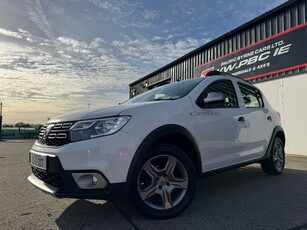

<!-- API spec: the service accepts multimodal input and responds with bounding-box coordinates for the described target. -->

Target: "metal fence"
[1,128,39,139]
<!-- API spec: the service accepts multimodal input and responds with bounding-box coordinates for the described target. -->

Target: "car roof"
[204,70,254,86]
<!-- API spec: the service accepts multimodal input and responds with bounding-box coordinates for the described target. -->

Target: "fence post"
[0,102,2,141]
[0,115,2,141]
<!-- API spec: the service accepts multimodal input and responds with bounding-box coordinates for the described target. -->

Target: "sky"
[0,0,287,124]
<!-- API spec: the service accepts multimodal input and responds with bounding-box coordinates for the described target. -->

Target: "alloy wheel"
[137,155,189,210]
[273,139,284,172]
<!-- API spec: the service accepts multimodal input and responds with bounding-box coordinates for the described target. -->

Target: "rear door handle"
[267,116,272,122]
[238,116,245,123]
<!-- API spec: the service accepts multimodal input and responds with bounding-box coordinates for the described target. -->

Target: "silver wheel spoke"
[274,154,279,162]
[273,142,284,170]
[277,155,283,163]
[143,161,159,178]
[274,157,280,167]
[162,188,173,209]
[170,179,188,189]
[140,184,159,201]
[165,156,177,175]
[139,161,159,201]
[275,161,281,169]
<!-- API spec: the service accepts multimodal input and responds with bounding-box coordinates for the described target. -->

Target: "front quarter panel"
[120,98,198,141]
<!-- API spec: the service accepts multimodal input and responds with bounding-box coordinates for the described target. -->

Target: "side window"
[197,80,238,108]
[238,82,264,108]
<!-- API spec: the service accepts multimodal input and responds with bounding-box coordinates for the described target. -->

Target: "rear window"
[238,82,264,108]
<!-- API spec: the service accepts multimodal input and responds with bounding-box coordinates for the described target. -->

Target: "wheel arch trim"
[262,126,285,160]
[125,124,201,192]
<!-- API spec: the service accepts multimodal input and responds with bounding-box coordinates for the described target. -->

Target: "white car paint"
[28,73,283,200]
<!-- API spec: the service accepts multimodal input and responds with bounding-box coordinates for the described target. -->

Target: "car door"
[194,79,249,172]
[237,82,273,158]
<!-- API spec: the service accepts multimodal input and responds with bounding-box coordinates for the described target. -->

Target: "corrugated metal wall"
[130,0,307,97]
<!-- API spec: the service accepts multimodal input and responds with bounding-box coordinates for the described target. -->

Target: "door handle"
[238,117,245,123]
[267,116,272,122]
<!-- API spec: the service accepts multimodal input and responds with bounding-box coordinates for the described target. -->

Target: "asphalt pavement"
[0,139,307,230]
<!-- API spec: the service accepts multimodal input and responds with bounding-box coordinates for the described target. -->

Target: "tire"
[261,137,285,175]
[132,144,197,219]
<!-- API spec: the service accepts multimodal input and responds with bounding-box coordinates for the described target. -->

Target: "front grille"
[32,167,65,188]
[37,122,74,146]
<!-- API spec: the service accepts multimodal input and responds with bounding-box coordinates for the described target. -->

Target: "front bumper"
[31,130,140,184]
[28,154,126,200]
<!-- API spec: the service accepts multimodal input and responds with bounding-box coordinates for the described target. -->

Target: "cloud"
[0,0,287,124]
[0,28,22,39]
[89,38,105,48]
[89,0,122,15]
[26,37,34,43]
[164,19,173,24]
[0,28,203,110]
[57,37,80,47]
[143,9,158,20]
[26,0,58,42]
[129,21,153,29]
[18,28,31,36]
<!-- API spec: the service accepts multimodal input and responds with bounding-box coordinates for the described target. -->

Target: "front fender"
[124,124,201,193]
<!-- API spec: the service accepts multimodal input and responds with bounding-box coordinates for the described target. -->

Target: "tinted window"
[238,82,264,108]
[197,80,238,108]
[127,78,204,103]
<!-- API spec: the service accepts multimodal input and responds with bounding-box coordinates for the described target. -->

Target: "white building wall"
[255,72,307,155]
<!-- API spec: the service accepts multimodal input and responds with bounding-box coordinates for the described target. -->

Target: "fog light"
[72,172,108,189]
[92,175,98,185]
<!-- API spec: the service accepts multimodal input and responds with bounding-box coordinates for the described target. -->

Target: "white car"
[28,71,285,219]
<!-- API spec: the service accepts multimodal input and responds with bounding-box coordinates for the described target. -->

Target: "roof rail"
[205,70,250,83]
[205,70,235,77]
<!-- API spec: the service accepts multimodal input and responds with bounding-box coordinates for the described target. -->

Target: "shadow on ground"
[56,165,307,230]
[55,200,135,230]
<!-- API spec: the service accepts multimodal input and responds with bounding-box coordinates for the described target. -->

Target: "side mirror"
[203,92,224,104]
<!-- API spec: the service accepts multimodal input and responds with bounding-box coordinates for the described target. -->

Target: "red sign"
[195,23,307,80]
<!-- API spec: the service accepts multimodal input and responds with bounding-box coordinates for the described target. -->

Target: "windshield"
[126,78,204,103]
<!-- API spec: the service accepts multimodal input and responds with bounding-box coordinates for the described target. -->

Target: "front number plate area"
[30,153,47,170]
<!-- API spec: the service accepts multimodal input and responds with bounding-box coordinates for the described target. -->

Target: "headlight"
[70,116,131,142]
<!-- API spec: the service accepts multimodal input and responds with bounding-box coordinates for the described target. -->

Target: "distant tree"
[34,124,43,130]
[3,124,13,127]
[15,122,25,128]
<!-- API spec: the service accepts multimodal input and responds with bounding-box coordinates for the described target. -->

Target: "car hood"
[47,102,156,123]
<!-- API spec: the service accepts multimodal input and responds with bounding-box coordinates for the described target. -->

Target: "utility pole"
[88,103,91,109]
[0,102,2,141]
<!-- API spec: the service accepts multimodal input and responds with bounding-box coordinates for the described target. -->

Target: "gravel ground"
[0,139,307,230]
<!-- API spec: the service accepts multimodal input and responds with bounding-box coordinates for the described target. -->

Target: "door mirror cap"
[203,92,224,104]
